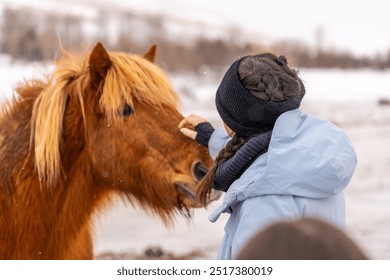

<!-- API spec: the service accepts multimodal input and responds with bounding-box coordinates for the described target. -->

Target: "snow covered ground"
[1,57,390,259]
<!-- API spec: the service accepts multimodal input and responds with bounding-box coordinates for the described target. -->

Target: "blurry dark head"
[236,218,368,260]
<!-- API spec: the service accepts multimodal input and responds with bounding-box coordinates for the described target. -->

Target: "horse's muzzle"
[174,160,222,207]
[174,182,221,208]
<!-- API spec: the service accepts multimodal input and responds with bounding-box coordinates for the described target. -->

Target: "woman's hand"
[178,114,208,140]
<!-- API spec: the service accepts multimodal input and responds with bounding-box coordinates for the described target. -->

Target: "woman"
[179,53,357,259]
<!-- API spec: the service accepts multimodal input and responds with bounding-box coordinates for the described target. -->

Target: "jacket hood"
[245,109,357,199]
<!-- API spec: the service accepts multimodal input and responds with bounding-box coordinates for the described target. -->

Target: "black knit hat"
[215,56,303,138]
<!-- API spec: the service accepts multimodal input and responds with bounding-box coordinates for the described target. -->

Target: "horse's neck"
[0,87,105,259]
[0,135,104,259]
[44,164,101,259]
[0,104,33,195]
[2,155,104,259]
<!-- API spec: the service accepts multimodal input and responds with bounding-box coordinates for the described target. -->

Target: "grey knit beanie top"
[215,56,305,138]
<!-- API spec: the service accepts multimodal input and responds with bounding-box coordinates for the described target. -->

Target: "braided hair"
[239,53,304,101]
[196,134,246,205]
[196,53,305,206]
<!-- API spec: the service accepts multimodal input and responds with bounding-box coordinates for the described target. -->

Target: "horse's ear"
[89,42,112,87]
[142,44,157,63]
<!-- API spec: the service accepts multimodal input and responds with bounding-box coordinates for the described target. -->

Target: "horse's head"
[31,43,219,222]
[86,43,220,218]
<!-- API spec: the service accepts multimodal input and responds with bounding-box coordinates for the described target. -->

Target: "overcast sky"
[2,0,390,57]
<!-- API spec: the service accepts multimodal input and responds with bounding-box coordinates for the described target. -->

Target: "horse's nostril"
[193,162,209,182]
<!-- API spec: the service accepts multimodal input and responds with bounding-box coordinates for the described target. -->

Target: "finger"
[179,128,197,140]
[186,114,208,126]
[178,118,188,129]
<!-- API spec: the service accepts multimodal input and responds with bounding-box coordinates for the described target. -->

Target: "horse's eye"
[123,104,133,117]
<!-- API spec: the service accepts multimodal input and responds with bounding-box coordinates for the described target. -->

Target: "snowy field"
[1,57,390,259]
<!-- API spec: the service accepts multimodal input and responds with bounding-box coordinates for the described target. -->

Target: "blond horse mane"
[30,48,178,187]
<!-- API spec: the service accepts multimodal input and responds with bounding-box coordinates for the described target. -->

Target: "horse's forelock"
[100,53,178,120]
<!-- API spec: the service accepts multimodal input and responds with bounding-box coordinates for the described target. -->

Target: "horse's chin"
[174,182,221,208]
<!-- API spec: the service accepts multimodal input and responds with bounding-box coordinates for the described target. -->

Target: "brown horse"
[236,217,368,260]
[0,43,215,259]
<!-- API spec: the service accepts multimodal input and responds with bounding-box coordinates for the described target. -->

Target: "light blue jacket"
[207,109,357,259]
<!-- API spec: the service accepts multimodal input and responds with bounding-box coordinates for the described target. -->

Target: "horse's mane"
[27,49,178,187]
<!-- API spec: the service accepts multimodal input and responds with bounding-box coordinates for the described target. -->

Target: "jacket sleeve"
[208,128,231,159]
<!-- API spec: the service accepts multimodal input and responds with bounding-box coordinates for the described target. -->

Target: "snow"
[93,199,228,259]
[1,55,389,259]
[0,55,52,102]
[300,68,390,102]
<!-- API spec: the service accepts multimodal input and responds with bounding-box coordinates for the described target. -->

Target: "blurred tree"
[0,5,389,71]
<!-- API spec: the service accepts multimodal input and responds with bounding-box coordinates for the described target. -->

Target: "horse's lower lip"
[174,182,196,202]
[174,182,222,207]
